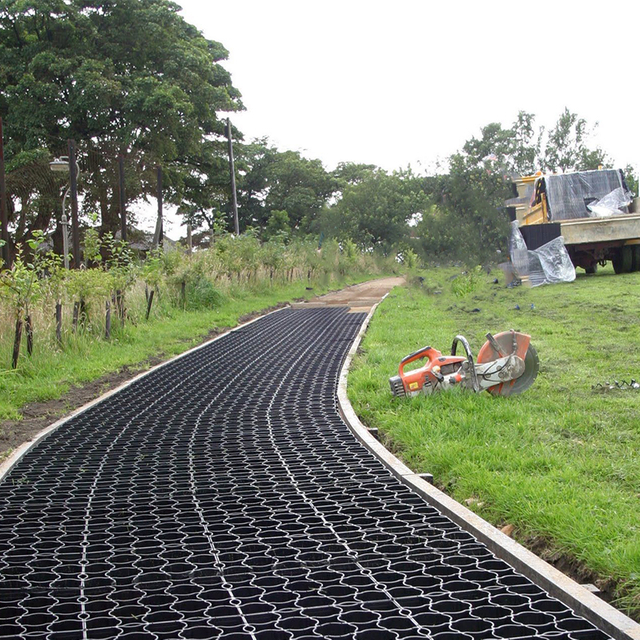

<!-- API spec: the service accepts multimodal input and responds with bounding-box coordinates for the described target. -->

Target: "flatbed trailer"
[559,212,640,273]
[510,170,640,274]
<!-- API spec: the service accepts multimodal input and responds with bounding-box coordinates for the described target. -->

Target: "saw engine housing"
[389,331,538,398]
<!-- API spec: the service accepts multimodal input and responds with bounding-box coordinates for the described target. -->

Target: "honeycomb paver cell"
[0,308,609,639]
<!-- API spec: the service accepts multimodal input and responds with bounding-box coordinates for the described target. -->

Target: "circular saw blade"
[477,332,540,396]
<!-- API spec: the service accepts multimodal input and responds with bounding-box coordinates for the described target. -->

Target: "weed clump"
[451,266,483,297]
[185,276,224,310]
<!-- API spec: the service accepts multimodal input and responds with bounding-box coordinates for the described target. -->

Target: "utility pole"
[68,139,81,268]
[0,117,10,268]
[118,154,127,242]
[153,165,163,248]
[226,118,240,235]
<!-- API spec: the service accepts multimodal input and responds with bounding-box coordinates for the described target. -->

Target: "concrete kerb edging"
[0,307,287,484]
[337,295,640,640]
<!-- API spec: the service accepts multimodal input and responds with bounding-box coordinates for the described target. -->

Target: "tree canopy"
[232,139,338,234]
[411,108,611,264]
[460,109,608,176]
[0,0,242,245]
[0,7,621,276]
[326,168,429,253]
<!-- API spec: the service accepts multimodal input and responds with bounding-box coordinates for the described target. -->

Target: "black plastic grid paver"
[0,307,609,639]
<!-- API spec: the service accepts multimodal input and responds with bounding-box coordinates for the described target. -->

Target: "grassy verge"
[0,274,378,423]
[348,265,640,617]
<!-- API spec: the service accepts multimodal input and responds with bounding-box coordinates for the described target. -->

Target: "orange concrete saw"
[389,331,539,397]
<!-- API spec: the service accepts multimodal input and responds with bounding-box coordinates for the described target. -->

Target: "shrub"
[451,266,483,297]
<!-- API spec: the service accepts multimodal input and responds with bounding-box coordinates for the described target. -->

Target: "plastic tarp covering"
[509,221,576,286]
[543,169,631,221]
[587,186,632,217]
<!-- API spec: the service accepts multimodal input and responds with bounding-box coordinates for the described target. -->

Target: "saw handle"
[398,346,441,376]
[450,335,480,392]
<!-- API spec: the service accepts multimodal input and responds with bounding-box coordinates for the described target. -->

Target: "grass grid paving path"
[0,305,612,639]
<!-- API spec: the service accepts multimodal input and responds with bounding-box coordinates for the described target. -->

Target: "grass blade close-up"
[348,266,640,618]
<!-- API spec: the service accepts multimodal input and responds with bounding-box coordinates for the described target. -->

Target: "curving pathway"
[0,306,611,639]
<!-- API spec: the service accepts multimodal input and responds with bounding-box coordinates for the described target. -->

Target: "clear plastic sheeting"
[536,236,576,284]
[538,169,631,221]
[587,187,632,217]
[509,219,528,256]
[509,222,576,286]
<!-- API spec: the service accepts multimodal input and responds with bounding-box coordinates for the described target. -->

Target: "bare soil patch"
[0,355,168,462]
[292,276,405,313]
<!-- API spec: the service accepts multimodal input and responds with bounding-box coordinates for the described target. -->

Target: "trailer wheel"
[612,246,633,274]
[631,245,640,272]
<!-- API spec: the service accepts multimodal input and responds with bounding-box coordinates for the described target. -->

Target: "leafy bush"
[185,275,224,310]
[450,266,483,297]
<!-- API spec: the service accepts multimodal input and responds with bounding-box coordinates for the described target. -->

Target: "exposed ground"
[0,336,219,463]
[291,276,405,313]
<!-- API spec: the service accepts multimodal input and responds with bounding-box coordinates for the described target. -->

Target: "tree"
[263,209,290,242]
[541,108,608,172]
[416,116,527,265]
[459,109,607,177]
[331,168,430,252]
[623,164,638,197]
[229,140,337,237]
[263,150,337,235]
[234,138,279,231]
[417,156,511,265]
[415,109,610,265]
[2,149,63,256]
[460,111,540,176]
[511,111,540,176]
[173,142,232,235]
[462,122,516,171]
[0,0,242,241]
[333,162,378,187]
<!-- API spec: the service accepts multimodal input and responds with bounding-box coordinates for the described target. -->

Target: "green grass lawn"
[348,265,640,616]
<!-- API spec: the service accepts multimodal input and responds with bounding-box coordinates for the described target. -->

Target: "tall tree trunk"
[15,195,28,241]
[90,144,119,236]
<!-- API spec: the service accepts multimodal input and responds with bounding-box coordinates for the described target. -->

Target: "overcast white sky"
[176,0,640,173]
[149,0,640,235]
